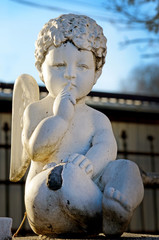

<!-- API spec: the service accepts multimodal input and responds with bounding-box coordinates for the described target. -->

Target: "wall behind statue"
[0,91,159,234]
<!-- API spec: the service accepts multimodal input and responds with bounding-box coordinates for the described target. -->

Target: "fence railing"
[0,121,158,234]
[1,82,159,107]
[0,83,159,235]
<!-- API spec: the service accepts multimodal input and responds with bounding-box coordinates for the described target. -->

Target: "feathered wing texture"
[10,74,39,182]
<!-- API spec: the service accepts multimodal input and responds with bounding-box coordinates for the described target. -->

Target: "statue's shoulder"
[86,105,111,127]
[23,100,41,124]
[25,98,41,114]
[24,96,50,119]
[23,95,53,132]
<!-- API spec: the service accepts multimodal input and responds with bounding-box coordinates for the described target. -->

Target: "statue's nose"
[64,66,76,80]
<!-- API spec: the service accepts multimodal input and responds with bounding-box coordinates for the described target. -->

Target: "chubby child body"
[20,15,144,236]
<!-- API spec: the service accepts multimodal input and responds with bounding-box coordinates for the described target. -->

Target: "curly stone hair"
[35,14,107,82]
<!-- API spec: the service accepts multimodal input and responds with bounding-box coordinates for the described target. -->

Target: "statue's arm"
[23,106,70,162]
[23,90,75,162]
[86,114,117,179]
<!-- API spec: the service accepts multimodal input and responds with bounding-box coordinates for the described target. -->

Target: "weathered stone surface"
[47,165,63,191]
[13,233,159,240]
[0,217,12,240]
[10,14,144,237]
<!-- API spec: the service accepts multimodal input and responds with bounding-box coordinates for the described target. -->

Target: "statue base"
[13,232,159,240]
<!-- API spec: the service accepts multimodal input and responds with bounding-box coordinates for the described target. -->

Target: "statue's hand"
[66,154,94,178]
[53,84,76,122]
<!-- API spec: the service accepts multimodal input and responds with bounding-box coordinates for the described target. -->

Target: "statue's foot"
[102,187,133,237]
[104,187,132,212]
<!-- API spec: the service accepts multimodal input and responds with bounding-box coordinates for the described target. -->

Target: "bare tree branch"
[120,64,159,95]
[120,38,159,46]
[10,0,159,58]
[103,0,159,58]
[103,0,159,31]
[9,0,121,23]
[10,0,79,14]
[141,53,159,58]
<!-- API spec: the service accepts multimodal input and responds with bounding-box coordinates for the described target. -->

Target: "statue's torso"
[26,97,99,182]
[50,103,95,164]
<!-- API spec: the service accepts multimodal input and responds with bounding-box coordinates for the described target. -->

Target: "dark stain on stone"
[47,165,63,191]
[47,224,54,232]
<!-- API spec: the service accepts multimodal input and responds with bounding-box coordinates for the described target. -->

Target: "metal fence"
[0,83,159,235]
[117,129,159,233]
[0,121,159,235]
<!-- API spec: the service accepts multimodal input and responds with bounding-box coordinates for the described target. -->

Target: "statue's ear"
[94,69,102,85]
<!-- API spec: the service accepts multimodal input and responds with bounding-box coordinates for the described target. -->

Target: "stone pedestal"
[13,233,159,240]
[0,217,12,240]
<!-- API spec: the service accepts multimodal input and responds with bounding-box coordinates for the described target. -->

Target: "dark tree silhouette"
[120,64,159,96]
[103,0,159,58]
[10,0,159,57]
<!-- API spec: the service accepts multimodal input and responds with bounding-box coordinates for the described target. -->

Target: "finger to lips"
[64,82,71,91]
[69,95,76,105]
[61,85,76,104]
[61,90,70,98]
[59,83,71,96]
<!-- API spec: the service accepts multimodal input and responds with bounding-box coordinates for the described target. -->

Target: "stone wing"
[10,74,39,182]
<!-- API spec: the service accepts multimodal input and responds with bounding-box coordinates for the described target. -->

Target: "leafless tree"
[10,0,159,57]
[103,0,159,58]
[120,64,159,96]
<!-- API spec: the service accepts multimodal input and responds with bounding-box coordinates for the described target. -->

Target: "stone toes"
[122,199,132,212]
[105,187,115,198]
[104,187,132,212]
[113,189,121,201]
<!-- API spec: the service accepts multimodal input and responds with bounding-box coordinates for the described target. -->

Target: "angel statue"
[10,14,144,237]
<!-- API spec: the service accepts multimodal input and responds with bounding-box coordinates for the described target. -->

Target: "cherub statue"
[10,14,144,237]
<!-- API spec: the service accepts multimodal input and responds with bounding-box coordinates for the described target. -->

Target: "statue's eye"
[52,63,66,68]
[78,64,89,70]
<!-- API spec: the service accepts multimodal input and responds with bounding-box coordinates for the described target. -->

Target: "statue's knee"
[110,159,140,174]
[104,159,138,174]
[102,159,143,188]
[120,159,141,175]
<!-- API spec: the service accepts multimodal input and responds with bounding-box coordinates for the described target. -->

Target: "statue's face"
[42,41,97,100]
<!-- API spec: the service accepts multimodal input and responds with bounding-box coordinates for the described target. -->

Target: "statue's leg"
[25,162,102,236]
[57,162,103,234]
[25,166,79,236]
[101,159,144,236]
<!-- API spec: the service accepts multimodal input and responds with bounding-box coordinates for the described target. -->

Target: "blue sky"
[0,0,154,92]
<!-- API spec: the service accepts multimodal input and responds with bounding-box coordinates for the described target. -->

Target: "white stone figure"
[10,14,144,237]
